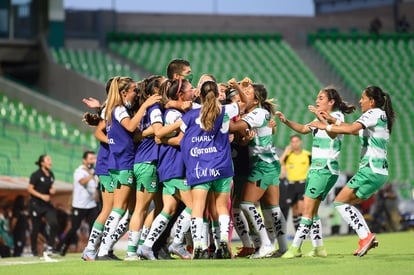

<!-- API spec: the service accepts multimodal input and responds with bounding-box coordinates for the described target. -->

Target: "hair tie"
[227,89,238,100]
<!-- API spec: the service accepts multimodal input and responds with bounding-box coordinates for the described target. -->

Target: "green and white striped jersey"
[356,108,389,175]
[242,107,278,163]
[309,111,344,175]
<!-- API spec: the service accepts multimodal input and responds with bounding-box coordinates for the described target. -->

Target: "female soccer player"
[181,81,247,259]
[126,75,166,260]
[308,85,395,257]
[96,76,160,260]
[275,87,355,258]
[139,78,194,260]
[81,78,128,261]
[230,83,287,259]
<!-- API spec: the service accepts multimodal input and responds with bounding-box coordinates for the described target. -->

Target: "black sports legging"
[30,203,58,254]
[60,207,98,248]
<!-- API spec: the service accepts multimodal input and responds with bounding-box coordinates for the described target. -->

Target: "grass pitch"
[1,231,413,275]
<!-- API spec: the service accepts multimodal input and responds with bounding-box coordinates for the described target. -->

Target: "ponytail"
[35,154,47,168]
[159,79,173,104]
[200,81,221,131]
[364,86,395,134]
[321,87,356,114]
[383,92,395,134]
[105,76,133,125]
[252,83,276,115]
[83,112,101,126]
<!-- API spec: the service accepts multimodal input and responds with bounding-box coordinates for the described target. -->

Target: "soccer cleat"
[43,246,59,257]
[219,241,232,259]
[139,245,157,260]
[270,249,287,258]
[169,243,192,260]
[157,245,173,260]
[192,247,209,260]
[354,233,378,257]
[81,248,97,261]
[108,250,122,260]
[304,246,328,257]
[281,246,302,259]
[214,248,222,259]
[192,247,203,259]
[124,252,141,261]
[235,247,256,258]
[96,254,117,261]
[250,244,274,259]
[59,244,68,256]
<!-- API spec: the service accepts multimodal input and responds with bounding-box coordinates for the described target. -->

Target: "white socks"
[232,207,253,247]
[335,202,370,239]
[97,208,125,256]
[310,216,323,248]
[240,202,271,246]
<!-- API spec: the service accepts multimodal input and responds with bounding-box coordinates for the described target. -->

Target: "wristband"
[335,119,341,126]
[326,124,333,132]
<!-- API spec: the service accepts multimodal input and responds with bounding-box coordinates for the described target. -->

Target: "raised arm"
[307,120,362,135]
[275,111,311,134]
[82,97,101,109]
[308,106,338,139]
[227,78,250,114]
[229,118,250,133]
[121,95,162,132]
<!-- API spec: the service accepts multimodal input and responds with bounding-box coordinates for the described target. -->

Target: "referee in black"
[27,154,59,256]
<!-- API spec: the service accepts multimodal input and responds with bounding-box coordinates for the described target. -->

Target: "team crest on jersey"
[151,181,157,188]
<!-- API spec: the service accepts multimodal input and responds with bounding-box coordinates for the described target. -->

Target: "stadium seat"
[50,47,143,83]
[107,33,326,157]
[0,92,98,181]
[311,33,414,188]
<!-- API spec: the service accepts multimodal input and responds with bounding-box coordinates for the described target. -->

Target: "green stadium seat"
[0,92,97,180]
[311,34,414,185]
[50,47,143,84]
[103,33,396,179]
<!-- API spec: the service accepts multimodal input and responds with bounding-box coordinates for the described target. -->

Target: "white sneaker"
[250,244,274,259]
[168,243,192,260]
[140,245,157,260]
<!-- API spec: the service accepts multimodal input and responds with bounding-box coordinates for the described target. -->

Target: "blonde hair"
[105,76,134,125]
[200,81,221,131]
